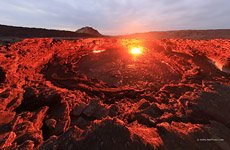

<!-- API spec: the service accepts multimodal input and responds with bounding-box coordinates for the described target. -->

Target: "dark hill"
[76,26,101,36]
[0,24,101,38]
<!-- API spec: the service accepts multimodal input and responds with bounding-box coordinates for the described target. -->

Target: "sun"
[130,47,143,55]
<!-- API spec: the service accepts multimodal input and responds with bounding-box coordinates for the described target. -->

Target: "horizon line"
[1,23,230,36]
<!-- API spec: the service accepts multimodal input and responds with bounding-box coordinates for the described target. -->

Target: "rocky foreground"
[0,38,230,150]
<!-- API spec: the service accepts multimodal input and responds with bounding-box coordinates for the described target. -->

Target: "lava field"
[0,38,230,149]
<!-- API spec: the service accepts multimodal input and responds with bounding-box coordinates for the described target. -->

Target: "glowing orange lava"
[120,39,144,56]
[93,49,105,53]
[130,47,143,55]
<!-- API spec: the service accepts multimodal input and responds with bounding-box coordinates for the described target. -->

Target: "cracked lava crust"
[0,38,230,150]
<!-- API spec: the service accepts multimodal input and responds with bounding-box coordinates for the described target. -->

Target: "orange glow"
[130,47,143,55]
[120,39,144,56]
[93,49,105,53]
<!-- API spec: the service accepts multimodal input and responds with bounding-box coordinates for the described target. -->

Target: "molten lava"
[93,49,105,53]
[120,39,144,56]
[130,47,143,55]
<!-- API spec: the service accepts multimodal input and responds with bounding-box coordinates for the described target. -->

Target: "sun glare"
[130,47,143,55]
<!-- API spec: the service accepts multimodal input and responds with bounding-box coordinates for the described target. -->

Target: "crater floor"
[0,38,230,150]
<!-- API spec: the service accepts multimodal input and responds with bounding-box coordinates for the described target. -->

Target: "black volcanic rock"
[0,67,6,84]
[76,26,101,36]
[1,38,230,149]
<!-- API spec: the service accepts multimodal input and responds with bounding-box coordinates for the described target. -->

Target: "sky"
[0,0,230,35]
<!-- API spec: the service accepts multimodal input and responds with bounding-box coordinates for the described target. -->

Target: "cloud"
[0,0,229,34]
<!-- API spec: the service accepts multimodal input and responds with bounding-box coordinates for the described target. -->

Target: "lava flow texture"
[0,38,230,150]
